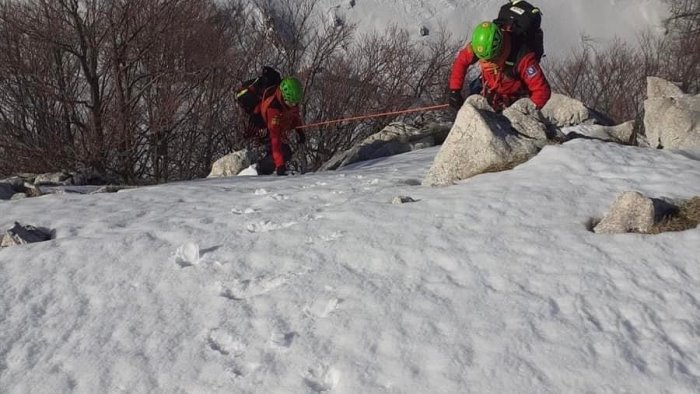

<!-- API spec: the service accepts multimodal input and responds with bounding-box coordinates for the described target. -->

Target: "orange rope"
[297,104,450,130]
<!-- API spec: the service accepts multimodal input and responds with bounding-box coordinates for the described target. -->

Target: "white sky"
[1,139,699,393]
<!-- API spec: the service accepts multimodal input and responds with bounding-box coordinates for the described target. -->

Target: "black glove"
[448,90,465,110]
[275,164,288,176]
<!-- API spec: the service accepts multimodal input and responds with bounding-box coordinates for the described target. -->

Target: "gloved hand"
[449,90,465,110]
[275,164,288,176]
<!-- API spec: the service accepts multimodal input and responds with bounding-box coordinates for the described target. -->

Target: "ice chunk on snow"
[238,165,258,176]
[175,242,200,267]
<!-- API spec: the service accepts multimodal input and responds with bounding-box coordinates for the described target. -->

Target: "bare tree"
[0,0,248,181]
[0,0,458,179]
[548,0,699,125]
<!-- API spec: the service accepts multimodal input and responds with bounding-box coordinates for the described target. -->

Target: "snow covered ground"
[315,0,669,57]
[1,140,699,393]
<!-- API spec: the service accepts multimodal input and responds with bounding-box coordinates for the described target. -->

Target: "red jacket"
[257,88,303,168]
[449,33,551,110]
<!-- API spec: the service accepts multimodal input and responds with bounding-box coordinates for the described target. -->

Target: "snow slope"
[316,0,669,57]
[1,140,699,393]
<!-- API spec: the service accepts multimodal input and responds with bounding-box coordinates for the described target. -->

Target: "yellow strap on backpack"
[235,89,248,99]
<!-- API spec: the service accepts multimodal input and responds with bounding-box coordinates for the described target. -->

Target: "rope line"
[297,104,450,130]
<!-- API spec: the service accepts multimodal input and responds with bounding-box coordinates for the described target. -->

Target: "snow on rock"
[208,149,254,178]
[564,121,636,145]
[237,164,259,176]
[422,102,541,186]
[644,78,700,150]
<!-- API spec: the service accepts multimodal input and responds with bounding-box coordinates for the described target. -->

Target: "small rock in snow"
[392,196,418,205]
[1,222,53,247]
[175,242,200,267]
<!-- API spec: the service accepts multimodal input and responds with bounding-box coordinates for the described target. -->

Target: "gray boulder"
[540,94,611,127]
[321,121,451,170]
[1,222,53,247]
[465,95,494,112]
[647,76,685,99]
[503,98,562,140]
[11,193,28,200]
[422,102,541,186]
[594,191,675,234]
[23,182,42,197]
[208,149,254,178]
[34,172,72,186]
[643,78,700,150]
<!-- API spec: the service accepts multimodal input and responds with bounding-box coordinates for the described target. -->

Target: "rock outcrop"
[541,94,611,127]
[643,77,700,150]
[422,102,542,186]
[321,121,451,171]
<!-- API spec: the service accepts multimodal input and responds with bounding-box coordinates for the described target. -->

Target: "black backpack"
[494,0,544,62]
[235,66,282,128]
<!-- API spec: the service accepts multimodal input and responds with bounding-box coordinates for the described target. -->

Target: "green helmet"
[280,77,303,105]
[471,21,503,60]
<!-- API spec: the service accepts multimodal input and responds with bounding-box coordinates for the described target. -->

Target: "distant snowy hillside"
[315,0,669,57]
[1,140,699,393]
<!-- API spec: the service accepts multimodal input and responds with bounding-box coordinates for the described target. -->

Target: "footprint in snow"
[219,274,291,301]
[304,297,343,318]
[301,213,323,222]
[304,364,340,392]
[270,330,297,349]
[207,329,246,357]
[320,231,344,242]
[246,220,297,233]
[232,208,259,215]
